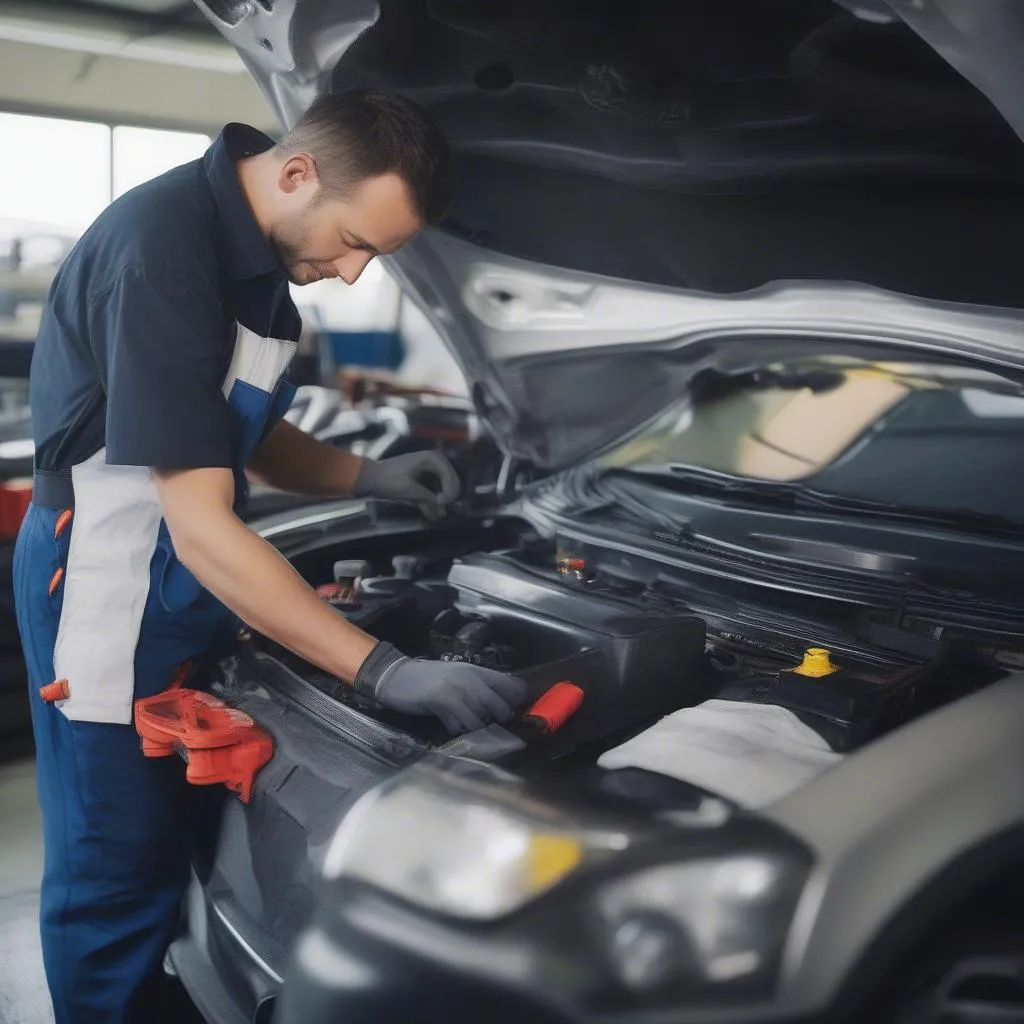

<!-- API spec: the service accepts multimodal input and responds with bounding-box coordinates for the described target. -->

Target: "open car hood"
[196,0,1024,470]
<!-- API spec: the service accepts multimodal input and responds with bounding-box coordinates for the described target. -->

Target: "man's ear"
[279,153,318,196]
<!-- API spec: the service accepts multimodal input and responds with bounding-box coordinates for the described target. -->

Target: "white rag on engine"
[597,699,846,810]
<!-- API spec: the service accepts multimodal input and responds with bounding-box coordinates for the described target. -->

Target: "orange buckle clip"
[39,679,70,703]
[55,509,73,538]
[134,687,273,803]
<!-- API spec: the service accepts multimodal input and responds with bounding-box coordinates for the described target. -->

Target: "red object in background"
[556,556,591,581]
[525,681,585,735]
[134,687,273,803]
[0,480,32,542]
[316,581,356,604]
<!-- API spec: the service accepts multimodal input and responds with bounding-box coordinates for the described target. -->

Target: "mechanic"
[15,89,527,1024]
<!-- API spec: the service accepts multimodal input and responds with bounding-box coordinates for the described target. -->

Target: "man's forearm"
[159,470,376,681]
[153,466,525,736]
[247,419,363,496]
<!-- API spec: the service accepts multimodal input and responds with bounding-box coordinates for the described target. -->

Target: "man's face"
[269,159,423,286]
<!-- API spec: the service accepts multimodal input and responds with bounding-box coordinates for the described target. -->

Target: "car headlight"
[598,852,804,996]
[323,760,809,1005]
[324,765,631,919]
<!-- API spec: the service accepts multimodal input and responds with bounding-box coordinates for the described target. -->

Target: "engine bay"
[191,518,1018,958]
[245,522,1010,774]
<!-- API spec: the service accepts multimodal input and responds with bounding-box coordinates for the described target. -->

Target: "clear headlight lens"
[599,853,802,993]
[323,775,621,920]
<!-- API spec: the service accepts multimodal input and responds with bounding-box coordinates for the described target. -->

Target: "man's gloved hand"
[354,641,528,735]
[353,451,461,520]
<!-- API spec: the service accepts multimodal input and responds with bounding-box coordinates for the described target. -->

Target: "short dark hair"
[276,88,453,224]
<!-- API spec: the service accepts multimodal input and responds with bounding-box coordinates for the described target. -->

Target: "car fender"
[763,673,1024,1017]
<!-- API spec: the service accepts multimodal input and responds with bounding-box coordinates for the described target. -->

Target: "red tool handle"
[524,682,585,735]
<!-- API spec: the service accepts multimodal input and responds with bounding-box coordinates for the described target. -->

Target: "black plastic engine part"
[429,613,517,671]
[307,546,708,752]
[455,619,493,651]
[391,555,427,579]
[326,573,424,634]
[430,608,464,641]
[333,559,372,583]
[447,551,709,737]
[715,656,935,752]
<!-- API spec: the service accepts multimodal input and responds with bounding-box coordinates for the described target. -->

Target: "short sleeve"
[92,264,233,469]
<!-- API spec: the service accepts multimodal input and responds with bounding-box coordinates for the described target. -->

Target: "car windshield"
[599,356,1024,524]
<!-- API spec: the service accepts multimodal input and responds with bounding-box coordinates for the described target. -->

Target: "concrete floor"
[0,756,207,1024]
[0,758,50,1024]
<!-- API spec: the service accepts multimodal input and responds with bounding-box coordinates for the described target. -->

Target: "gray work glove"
[354,641,528,735]
[353,451,461,520]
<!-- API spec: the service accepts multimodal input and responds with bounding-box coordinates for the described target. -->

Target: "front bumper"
[269,881,821,1024]
[262,752,828,1024]
[168,646,424,1024]
[168,870,283,1024]
[273,904,580,1024]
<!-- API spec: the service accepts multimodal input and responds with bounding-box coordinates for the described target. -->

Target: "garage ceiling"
[32,1,210,23]
[87,0,208,17]
[0,0,277,133]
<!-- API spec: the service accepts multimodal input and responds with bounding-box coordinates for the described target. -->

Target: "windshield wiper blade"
[620,464,806,505]
[793,488,1024,538]
[614,463,1024,538]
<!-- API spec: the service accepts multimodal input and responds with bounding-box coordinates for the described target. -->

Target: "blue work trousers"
[15,504,199,1024]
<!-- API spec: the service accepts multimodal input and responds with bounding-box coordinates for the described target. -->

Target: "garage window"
[112,125,211,198]
[0,111,210,233]
[0,112,111,233]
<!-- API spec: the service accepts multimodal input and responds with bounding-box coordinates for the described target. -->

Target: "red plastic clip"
[39,679,70,703]
[134,687,273,803]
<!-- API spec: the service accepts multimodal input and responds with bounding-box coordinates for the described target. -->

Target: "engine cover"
[446,552,709,739]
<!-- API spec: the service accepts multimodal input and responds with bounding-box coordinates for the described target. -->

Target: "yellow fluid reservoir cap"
[792,647,839,678]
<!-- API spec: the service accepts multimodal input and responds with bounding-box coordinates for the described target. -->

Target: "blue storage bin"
[325,329,405,371]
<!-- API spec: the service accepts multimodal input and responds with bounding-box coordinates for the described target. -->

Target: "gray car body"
[189,0,1024,1017]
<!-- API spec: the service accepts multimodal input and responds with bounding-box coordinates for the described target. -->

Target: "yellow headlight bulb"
[527,834,583,891]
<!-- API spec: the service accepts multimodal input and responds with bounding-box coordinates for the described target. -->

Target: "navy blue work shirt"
[30,123,302,476]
